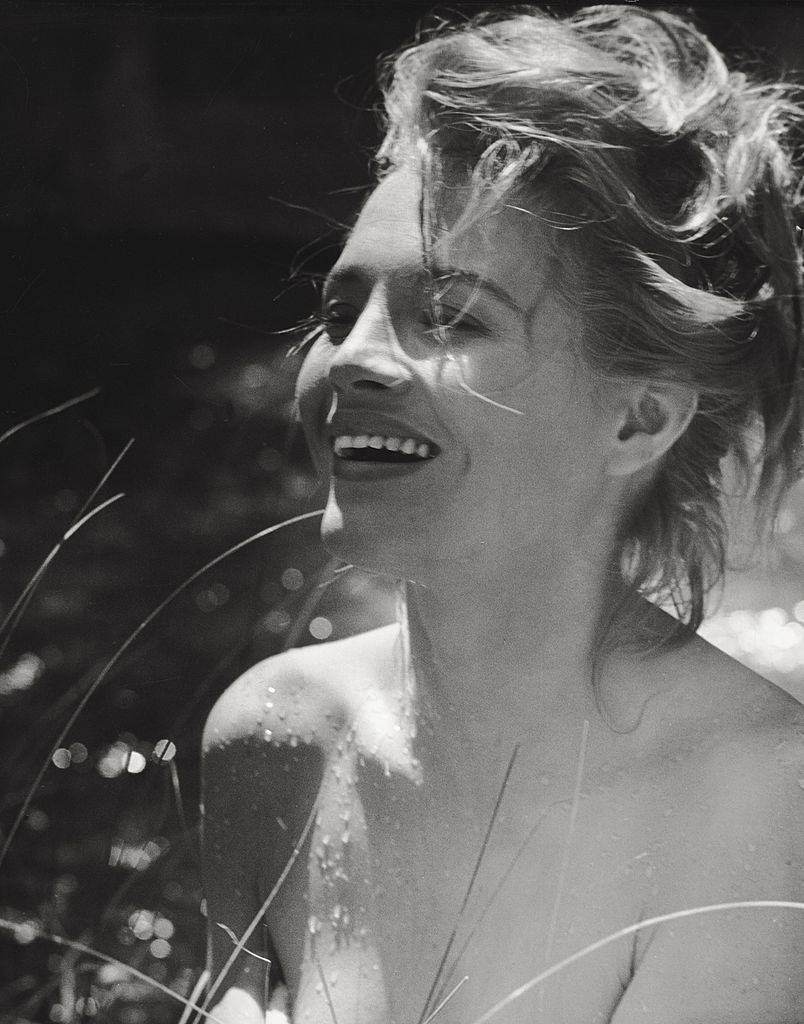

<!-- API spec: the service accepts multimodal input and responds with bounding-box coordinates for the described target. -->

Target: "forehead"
[333,168,559,306]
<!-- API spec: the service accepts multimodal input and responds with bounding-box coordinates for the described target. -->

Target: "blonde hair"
[376,4,803,636]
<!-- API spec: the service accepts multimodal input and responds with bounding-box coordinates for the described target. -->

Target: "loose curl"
[376,4,804,639]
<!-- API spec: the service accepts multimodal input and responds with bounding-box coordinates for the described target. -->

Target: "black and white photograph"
[1,3,803,1022]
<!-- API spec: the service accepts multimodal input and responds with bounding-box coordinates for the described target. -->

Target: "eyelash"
[311,303,487,344]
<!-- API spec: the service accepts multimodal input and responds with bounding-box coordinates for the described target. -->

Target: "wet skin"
[202,170,804,1023]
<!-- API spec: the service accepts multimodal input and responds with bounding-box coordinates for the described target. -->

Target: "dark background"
[0,3,802,1022]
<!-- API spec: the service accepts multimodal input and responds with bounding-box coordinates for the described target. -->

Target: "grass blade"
[315,959,340,1024]
[420,744,519,1022]
[466,900,804,1024]
[421,975,469,1024]
[0,508,324,873]
[0,917,227,1024]
[542,719,589,970]
[0,388,100,447]
[201,795,319,1013]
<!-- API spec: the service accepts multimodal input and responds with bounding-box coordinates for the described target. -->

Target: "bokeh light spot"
[195,583,230,612]
[127,750,147,774]
[149,938,172,959]
[14,920,38,944]
[281,567,304,591]
[309,616,333,641]
[52,748,71,769]
[153,916,175,940]
[69,742,88,764]
[97,741,131,778]
[260,609,291,635]
[153,739,177,763]
[0,652,45,695]
[26,809,49,832]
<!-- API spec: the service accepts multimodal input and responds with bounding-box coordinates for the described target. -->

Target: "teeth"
[332,434,433,459]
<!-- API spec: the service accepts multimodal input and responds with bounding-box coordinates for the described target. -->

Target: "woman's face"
[295,168,622,583]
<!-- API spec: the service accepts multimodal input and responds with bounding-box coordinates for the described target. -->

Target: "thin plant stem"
[421,975,469,1024]
[177,970,211,1024]
[201,795,319,1014]
[315,959,340,1024]
[439,794,580,995]
[542,719,590,971]
[457,378,524,416]
[0,917,227,1024]
[0,508,324,873]
[0,435,133,656]
[421,744,520,1022]
[217,923,273,966]
[0,387,100,447]
[465,900,804,1024]
[282,557,347,652]
[169,759,200,868]
[0,491,125,659]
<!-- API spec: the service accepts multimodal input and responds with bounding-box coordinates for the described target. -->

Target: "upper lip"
[326,410,440,450]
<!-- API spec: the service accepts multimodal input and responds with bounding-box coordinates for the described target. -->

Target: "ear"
[606,382,698,478]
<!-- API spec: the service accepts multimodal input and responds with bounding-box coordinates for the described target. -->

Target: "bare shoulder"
[202,622,403,755]
[627,633,804,928]
[609,637,804,1023]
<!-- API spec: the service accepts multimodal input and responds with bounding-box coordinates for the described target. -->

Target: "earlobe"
[607,383,698,478]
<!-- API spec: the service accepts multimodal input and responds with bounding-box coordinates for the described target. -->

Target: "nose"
[327,300,412,394]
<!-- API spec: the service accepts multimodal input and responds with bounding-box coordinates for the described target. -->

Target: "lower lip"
[330,454,439,482]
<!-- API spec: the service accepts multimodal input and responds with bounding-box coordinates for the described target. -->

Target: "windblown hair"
[377,4,804,637]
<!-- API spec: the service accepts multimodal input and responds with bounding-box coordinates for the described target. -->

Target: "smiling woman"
[201,6,804,1024]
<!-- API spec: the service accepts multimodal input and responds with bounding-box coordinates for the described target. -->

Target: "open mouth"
[331,433,439,464]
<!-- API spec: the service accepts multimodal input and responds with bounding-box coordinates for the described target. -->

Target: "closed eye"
[314,302,358,343]
[424,306,489,338]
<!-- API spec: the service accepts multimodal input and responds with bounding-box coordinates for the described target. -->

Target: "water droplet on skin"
[264,729,273,741]
[289,735,299,747]
[268,686,276,694]
[265,701,274,710]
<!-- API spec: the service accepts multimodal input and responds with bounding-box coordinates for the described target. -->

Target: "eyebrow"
[322,262,523,315]
[428,263,524,314]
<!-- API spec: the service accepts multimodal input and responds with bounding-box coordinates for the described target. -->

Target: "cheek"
[295,341,333,464]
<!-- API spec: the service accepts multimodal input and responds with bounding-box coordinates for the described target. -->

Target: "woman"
[201,6,803,1022]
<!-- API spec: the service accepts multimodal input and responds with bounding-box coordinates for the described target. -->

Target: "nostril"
[354,379,391,391]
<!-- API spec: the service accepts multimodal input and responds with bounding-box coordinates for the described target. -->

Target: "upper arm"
[200,651,324,1020]
[612,725,804,1024]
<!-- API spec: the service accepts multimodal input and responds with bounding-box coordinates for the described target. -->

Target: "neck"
[403,542,634,751]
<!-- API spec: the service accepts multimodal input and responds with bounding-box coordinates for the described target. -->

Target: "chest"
[289,747,657,1024]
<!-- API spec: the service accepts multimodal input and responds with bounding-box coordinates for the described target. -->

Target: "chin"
[320,494,436,584]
